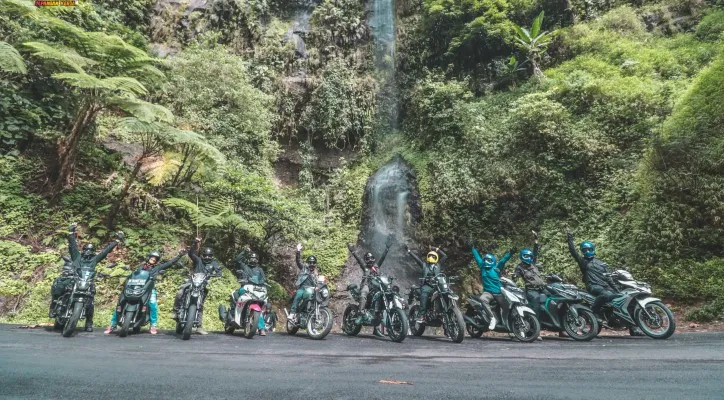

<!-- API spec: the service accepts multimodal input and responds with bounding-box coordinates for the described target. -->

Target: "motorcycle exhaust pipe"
[463,315,484,328]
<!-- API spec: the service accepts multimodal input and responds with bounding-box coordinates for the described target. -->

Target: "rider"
[50,222,124,332]
[348,235,394,325]
[172,238,222,335]
[567,232,618,315]
[104,250,187,335]
[514,231,546,312]
[406,245,448,324]
[234,247,267,335]
[289,243,318,322]
[471,244,514,330]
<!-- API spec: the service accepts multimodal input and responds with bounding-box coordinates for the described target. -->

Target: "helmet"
[580,241,595,258]
[482,253,497,268]
[82,243,95,258]
[248,252,259,266]
[306,255,317,267]
[201,247,214,262]
[363,252,375,266]
[520,249,533,264]
[426,251,439,264]
[146,250,161,264]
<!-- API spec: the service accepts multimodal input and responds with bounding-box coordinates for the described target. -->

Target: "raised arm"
[437,248,448,266]
[347,244,365,268]
[471,247,484,268]
[68,223,80,261]
[152,252,187,275]
[497,249,513,273]
[532,242,540,264]
[407,248,424,268]
[566,232,582,266]
[93,231,123,263]
[189,239,202,266]
[377,246,391,268]
[295,244,304,270]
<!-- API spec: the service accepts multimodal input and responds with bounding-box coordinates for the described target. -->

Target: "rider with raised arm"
[348,235,394,325]
[289,243,318,322]
[104,250,187,335]
[471,244,514,330]
[514,231,546,312]
[406,244,447,324]
[51,222,124,332]
[566,232,618,315]
[234,247,267,335]
[172,238,222,335]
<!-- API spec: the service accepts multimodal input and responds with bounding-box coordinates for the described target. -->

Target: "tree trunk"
[107,158,144,229]
[53,104,96,195]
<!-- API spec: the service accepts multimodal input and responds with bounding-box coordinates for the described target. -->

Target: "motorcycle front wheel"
[182,304,196,340]
[120,310,133,338]
[445,307,465,343]
[62,301,83,338]
[635,301,675,339]
[307,308,333,340]
[387,308,409,343]
[245,310,260,339]
[342,304,362,336]
[511,312,540,343]
[408,305,426,337]
[563,307,599,341]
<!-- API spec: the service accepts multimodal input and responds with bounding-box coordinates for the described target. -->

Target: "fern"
[0,41,26,74]
[23,42,96,73]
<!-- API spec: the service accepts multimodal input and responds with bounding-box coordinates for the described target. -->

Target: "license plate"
[127,279,147,286]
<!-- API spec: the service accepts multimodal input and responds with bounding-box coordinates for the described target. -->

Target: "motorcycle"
[342,274,409,343]
[407,273,466,343]
[219,278,269,339]
[51,259,116,337]
[527,274,599,341]
[463,277,541,342]
[575,270,675,339]
[284,275,334,340]
[174,272,212,340]
[116,268,166,338]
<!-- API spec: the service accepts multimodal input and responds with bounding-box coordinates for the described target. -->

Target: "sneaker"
[197,327,209,335]
[373,327,383,337]
[150,327,158,335]
[259,330,266,336]
[488,317,497,330]
[536,336,543,341]
[104,326,115,334]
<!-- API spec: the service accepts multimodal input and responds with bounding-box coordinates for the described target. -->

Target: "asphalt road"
[1,324,723,400]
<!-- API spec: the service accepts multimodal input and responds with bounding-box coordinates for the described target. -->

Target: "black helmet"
[146,250,161,264]
[363,252,375,266]
[82,243,95,258]
[201,247,214,262]
[306,255,317,267]
[248,252,259,266]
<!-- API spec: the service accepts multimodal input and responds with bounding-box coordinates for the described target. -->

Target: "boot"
[196,327,209,335]
[84,322,94,332]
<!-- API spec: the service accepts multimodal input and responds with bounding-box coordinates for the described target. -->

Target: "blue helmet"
[482,253,497,268]
[580,241,595,258]
[520,249,533,264]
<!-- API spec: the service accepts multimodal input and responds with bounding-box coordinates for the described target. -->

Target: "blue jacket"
[472,248,512,294]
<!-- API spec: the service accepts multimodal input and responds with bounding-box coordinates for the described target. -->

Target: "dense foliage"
[0,0,722,328]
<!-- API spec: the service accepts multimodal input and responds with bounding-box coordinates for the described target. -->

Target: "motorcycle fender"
[249,303,262,312]
[516,306,535,316]
[125,304,139,312]
[636,297,662,308]
[389,298,402,310]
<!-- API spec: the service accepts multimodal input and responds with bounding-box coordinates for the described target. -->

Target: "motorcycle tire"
[408,305,426,337]
[307,308,333,340]
[175,322,183,334]
[342,304,362,336]
[133,326,141,334]
[563,308,599,341]
[511,312,540,343]
[634,301,676,340]
[286,318,300,335]
[62,301,83,338]
[446,307,465,343]
[182,304,196,340]
[54,319,63,331]
[387,308,408,343]
[245,310,260,339]
[120,310,133,338]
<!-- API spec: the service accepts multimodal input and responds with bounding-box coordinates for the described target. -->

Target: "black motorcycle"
[464,277,540,342]
[575,270,676,339]
[117,268,165,338]
[343,274,408,343]
[285,275,333,340]
[407,273,466,343]
[175,272,212,340]
[52,259,115,337]
[529,275,599,341]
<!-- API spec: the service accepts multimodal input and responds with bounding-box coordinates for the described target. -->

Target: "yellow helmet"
[426,251,439,263]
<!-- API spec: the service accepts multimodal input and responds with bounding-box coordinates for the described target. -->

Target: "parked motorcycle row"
[49,225,675,344]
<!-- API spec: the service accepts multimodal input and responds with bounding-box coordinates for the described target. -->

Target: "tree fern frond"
[0,41,26,74]
[24,41,96,73]
[0,0,36,17]
[108,96,174,123]
[101,76,148,96]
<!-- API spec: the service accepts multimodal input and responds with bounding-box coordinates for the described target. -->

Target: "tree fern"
[0,41,26,74]
[23,42,96,73]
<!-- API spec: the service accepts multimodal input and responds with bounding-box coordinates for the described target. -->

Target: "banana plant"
[512,11,558,79]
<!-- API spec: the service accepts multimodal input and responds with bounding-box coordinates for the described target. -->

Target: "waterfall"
[368,0,398,129]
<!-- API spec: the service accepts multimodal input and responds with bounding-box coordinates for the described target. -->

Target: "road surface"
[1,324,723,399]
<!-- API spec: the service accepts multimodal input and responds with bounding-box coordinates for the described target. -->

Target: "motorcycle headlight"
[321,288,329,299]
[77,280,90,290]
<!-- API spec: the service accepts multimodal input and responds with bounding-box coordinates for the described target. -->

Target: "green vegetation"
[0,0,722,327]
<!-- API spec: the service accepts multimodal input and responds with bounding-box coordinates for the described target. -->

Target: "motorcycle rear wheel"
[120,310,133,338]
[307,308,333,340]
[511,313,540,343]
[635,301,675,340]
[182,304,196,340]
[563,308,599,341]
[408,305,426,337]
[175,322,183,334]
[245,310,260,339]
[387,308,408,343]
[62,301,83,338]
[342,304,362,336]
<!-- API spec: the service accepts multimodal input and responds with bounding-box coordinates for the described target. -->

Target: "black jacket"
[567,236,616,292]
[514,243,546,288]
[68,227,119,271]
[235,249,266,285]
[189,245,222,276]
[409,249,447,279]
[349,245,391,279]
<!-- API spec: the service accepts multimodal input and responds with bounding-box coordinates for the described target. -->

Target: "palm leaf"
[0,41,26,74]
[24,42,96,73]
[531,11,544,38]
